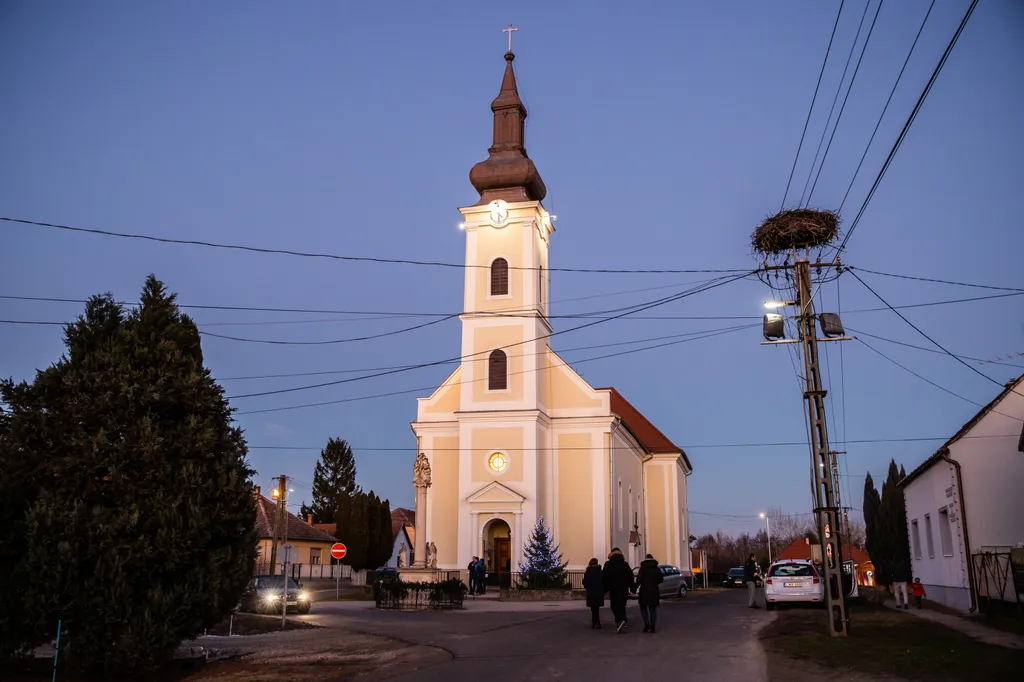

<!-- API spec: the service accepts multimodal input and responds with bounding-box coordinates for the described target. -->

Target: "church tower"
[458,49,555,414]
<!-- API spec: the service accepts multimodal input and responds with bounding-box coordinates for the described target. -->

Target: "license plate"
[784,582,801,588]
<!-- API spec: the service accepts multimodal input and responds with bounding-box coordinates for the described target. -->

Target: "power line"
[200,313,458,345]
[798,0,874,207]
[781,0,847,209]
[245,434,1016,452]
[833,0,979,258]
[849,269,1018,393]
[233,322,757,414]
[0,216,748,275]
[226,272,752,400]
[807,0,886,205]
[847,326,1024,369]
[850,267,1024,293]
[839,0,936,212]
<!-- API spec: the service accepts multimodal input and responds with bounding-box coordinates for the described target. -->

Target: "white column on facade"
[513,511,523,572]
[471,512,481,559]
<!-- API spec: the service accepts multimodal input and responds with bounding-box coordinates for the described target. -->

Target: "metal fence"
[253,561,353,581]
[496,571,586,590]
[373,580,465,611]
[972,550,1023,613]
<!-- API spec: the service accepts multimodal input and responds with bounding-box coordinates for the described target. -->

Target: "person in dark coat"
[744,553,760,609]
[582,558,605,629]
[467,557,478,595]
[474,557,486,595]
[635,554,664,633]
[602,547,634,633]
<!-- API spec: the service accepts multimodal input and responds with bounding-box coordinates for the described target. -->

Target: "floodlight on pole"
[764,300,797,309]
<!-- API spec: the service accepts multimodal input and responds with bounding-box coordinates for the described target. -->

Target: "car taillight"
[812,577,820,584]
[766,578,772,585]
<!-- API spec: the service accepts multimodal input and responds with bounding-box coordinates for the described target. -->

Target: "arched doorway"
[482,518,512,583]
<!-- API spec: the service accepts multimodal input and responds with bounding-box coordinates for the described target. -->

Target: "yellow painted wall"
[646,465,668,563]
[557,432,594,565]
[612,431,645,552]
[472,222,527,313]
[431,437,460,566]
[470,427,525,482]
[548,351,604,410]
[471,324,525,403]
[422,368,461,415]
[256,539,333,567]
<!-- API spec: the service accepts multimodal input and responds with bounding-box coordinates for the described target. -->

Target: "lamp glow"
[764,301,786,309]
[458,222,466,229]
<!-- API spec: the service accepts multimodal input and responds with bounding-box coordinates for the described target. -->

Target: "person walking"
[891,557,911,610]
[582,558,604,629]
[744,553,760,609]
[474,557,486,595]
[467,556,478,596]
[910,577,927,609]
[602,547,634,633]
[635,554,663,633]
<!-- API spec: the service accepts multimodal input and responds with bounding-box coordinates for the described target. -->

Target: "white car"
[764,559,824,610]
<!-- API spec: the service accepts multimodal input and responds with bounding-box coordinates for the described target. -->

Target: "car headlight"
[298,592,309,601]
[264,593,280,601]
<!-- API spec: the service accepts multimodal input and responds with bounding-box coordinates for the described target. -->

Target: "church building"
[410,49,692,575]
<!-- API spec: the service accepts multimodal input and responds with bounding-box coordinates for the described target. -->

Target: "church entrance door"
[483,518,512,586]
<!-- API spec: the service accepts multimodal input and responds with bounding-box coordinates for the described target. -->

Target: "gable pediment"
[466,481,525,504]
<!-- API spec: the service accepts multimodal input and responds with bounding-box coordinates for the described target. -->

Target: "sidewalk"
[884,602,1024,650]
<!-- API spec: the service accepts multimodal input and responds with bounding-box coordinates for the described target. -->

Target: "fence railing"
[253,561,353,581]
[493,571,586,590]
[373,578,466,611]
[972,550,1022,611]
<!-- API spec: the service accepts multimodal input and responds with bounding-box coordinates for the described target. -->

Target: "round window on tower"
[488,452,508,474]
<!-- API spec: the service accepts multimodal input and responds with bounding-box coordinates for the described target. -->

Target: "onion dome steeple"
[468,51,547,205]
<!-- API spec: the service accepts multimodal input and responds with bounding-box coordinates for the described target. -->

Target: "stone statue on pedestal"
[398,543,407,568]
[414,452,432,488]
[426,542,438,569]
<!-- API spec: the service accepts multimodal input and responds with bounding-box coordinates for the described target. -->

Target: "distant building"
[388,508,415,568]
[252,490,337,573]
[899,374,1024,612]
[777,536,875,586]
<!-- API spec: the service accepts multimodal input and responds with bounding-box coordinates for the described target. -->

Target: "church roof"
[601,387,692,469]
[468,50,547,205]
[254,495,338,544]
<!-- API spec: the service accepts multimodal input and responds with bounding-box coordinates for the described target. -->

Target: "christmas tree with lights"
[517,516,568,588]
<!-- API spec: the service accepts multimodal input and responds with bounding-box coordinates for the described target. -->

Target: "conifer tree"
[364,491,382,570]
[518,516,568,588]
[300,438,359,523]
[346,492,369,570]
[0,277,256,672]
[378,498,393,568]
[862,473,881,564]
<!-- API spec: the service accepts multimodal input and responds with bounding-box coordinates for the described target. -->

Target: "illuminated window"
[488,452,509,473]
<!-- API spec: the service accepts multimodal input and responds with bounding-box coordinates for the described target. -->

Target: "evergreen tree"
[0,277,256,672]
[879,459,911,586]
[378,498,394,568]
[333,492,353,560]
[364,492,382,570]
[300,438,359,523]
[346,492,369,570]
[863,473,881,563]
[518,516,568,587]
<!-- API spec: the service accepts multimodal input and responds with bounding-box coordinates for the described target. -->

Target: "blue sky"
[1,1,1021,538]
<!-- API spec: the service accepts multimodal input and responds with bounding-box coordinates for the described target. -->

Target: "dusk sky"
[2,0,1021,538]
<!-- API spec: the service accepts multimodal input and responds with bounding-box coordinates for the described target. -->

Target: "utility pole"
[762,256,851,636]
[269,474,287,576]
[795,258,849,636]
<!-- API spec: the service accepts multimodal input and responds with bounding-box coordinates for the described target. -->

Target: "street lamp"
[759,513,773,564]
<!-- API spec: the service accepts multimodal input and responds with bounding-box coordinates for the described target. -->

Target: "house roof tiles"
[599,387,692,470]
[254,495,337,544]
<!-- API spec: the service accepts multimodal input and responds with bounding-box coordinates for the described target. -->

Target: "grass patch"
[977,611,1024,637]
[761,600,1021,681]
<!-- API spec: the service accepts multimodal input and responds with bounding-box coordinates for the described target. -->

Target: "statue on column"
[414,452,432,488]
[426,541,438,569]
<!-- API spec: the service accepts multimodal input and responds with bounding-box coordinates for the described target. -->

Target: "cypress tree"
[347,492,369,570]
[378,498,393,568]
[364,492,382,570]
[0,278,256,672]
[863,472,881,566]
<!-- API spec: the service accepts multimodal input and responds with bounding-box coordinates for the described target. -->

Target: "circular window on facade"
[488,452,508,474]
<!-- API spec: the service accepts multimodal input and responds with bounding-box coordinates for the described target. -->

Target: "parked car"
[632,564,689,598]
[722,567,762,588]
[763,560,823,610]
[239,575,312,614]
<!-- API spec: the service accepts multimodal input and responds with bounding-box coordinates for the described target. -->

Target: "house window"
[310,548,322,565]
[488,350,507,390]
[491,258,509,296]
[924,514,935,559]
[911,519,922,560]
[938,508,954,557]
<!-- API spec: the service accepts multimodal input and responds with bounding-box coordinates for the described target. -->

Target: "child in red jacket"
[910,578,927,609]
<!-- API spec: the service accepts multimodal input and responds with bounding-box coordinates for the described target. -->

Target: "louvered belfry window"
[491,258,509,296]
[488,349,508,391]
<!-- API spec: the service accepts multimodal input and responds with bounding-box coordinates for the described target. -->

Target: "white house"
[899,373,1024,612]
[387,508,415,568]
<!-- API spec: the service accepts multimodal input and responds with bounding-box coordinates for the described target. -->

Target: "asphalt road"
[297,588,774,681]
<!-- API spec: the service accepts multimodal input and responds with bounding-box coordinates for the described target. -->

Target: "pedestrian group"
[583,548,664,633]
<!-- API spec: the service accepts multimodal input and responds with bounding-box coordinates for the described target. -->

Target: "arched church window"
[488,349,507,390]
[491,258,509,296]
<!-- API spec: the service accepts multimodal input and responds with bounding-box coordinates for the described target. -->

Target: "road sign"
[331,543,348,560]
[277,543,298,564]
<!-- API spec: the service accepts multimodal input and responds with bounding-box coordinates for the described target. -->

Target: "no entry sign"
[330,543,348,560]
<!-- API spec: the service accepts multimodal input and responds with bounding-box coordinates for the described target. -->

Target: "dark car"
[239,575,311,614]
[722,567,762,588]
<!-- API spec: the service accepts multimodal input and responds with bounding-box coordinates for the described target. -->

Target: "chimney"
[307,514,314,525]
[254,485,261,497]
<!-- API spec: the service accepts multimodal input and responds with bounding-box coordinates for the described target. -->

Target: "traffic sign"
[331,543,348,560]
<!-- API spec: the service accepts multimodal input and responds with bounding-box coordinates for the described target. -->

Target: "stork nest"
[752,209,839,256]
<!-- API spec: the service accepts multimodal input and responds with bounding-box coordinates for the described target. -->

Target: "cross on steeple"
[503,23,518,53]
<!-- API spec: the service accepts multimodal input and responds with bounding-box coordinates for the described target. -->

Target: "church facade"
[410,50,692,575]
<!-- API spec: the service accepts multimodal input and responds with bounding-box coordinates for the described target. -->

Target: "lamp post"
[760,513,772,564]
